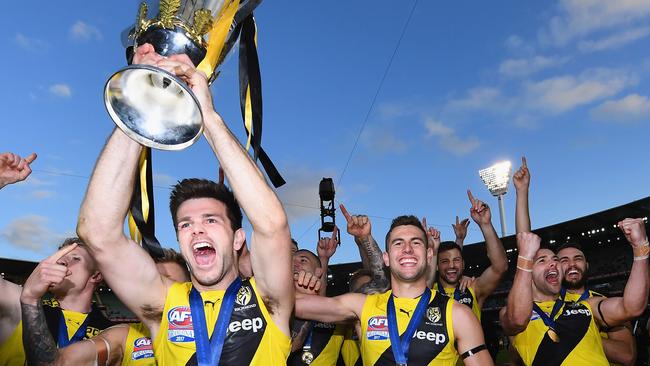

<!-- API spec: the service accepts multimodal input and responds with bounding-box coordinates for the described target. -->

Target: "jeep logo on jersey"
[367,316,389,340]
[168,306,193,328]
[167,306,195,343]
[412,330,447,344]
[458,297,472,305]
[228,317,264,333]
[236,285,252,306]
[427,307,441,323]
[132,336,154,360]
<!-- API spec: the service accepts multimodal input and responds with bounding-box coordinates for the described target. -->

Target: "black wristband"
[461,344,487,359]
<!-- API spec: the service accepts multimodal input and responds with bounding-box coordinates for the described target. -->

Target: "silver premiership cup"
[105,0,260,150]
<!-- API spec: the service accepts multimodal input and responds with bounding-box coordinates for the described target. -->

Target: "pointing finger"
[25,153,37,164]
[45,243,78,264]
[467,189,475,203]
[339,204,352,221]
[521,156,527,168]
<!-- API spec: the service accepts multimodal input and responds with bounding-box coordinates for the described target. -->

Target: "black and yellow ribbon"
[128,147,164,258]
[237,14,285,188]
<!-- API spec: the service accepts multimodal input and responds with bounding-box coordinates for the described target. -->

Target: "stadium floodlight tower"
[479,161,512,238]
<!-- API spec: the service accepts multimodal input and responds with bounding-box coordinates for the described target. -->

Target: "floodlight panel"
[479,161,512,196]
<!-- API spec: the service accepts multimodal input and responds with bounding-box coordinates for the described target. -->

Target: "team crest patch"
[366,316,389,340]
[131,337,154,360]
[167,306,195,342]
[236,285,252,306]
[427,307,442,323]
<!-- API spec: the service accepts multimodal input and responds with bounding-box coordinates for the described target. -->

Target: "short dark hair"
[169,179,243,232]
[384,215,427,251]
[58,237,85,249]
[294,249,321,268]
[291,239,299,249]
[349,268,373,292]
[557,242,584,253]
[438,241,463,258]
[153,248,190,278]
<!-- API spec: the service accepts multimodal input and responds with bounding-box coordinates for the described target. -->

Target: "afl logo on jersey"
[366,316,389,340]
[167,306,195,342]
[131,337,154,360]
[427,307,442,323]
[236,286,252,306]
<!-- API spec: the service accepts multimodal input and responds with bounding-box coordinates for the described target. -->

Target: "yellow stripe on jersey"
[153,277,290,365]
[513,299,608,366]
[360,290,457,366]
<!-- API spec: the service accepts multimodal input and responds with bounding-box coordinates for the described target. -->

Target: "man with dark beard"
[558,243,636,366]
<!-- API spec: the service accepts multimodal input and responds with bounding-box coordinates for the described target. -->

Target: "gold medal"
[301,351,314,365]
[547,328,560,343]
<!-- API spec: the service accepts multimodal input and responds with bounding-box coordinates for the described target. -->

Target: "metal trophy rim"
[104,64,204,151]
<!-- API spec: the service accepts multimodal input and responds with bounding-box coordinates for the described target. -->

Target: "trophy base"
[104,64,203,151]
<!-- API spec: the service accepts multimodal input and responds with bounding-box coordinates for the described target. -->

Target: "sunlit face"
[532,248,561,296]
[558,247,588,290]
[292,250,319,275]
[175,198,243,288]
[52,245,100,296]
[156,261,190,283]
[383,225,432,283]
[437,248,464,285]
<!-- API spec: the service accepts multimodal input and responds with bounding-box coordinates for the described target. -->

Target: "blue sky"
[2,0,650,264]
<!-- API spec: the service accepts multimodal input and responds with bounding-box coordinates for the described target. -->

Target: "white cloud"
[423,118,480,156]
[70,21,103,41]
[276,167,337,223]
[153,173,177,187]
[1,215,62,251]
[28,190,55,199]
[14,33,48,51]
[499,55,569,78]
[539,0,650,46]
[49,84,72,98]
[578,26,650,52]
[447,87,507,111]
[524,68,636,114]
[590,94,650,122]
[360,126,408,154]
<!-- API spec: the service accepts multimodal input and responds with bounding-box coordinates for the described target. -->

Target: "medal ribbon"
[559,287,589,303]
[532,298,564,331]
[302,322,314,352]
[387,288,432,366]
[189,277,242,366]
[436,282,461,301]
[57,311,90,347]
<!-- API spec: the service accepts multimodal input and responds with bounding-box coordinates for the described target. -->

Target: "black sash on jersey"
[287,321,339,365]
[531,302,592,366]
[43,303,114,345]
[374,292,451,366]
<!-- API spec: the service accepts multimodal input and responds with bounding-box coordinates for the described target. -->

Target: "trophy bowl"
[105,0,255,150]
[105,64,203,150]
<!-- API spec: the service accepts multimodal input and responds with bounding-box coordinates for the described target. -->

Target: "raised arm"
[467,190,508,304]
[77,45,169,331]
[0,152,36,189]
[452,216,470,248]
[500,232,540,335]
[591,218,649,328]
[0,277,22,346]
[295,292,365,324]
[20,244,129,366]
[156,54,293,328]
[513,156,531,233]
[422,217,441,288]
[452,303,494,366]
[340,204,388,293]
[316,226,339,295]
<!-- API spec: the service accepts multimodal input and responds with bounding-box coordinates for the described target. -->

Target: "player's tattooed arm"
[355,235,389,294]
[21,301,58,366]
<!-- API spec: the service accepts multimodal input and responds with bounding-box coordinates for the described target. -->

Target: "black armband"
[461,344,487,359]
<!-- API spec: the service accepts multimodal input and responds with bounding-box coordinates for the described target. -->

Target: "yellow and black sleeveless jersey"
[513,299,608,366]
[153,277,290,365]
[287,322,345,366]
[439,285,481,321]
[122,322,155,366]
[0,298,113,366]
[337,326,362,366]
[360,290,457,366]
